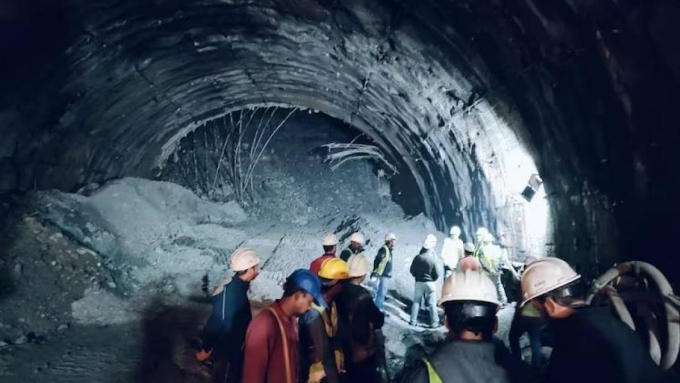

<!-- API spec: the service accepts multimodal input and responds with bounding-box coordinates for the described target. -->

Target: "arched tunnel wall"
[1,0,679,282]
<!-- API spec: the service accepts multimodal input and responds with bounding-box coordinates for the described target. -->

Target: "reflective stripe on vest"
[311,302,345,373]
[422,358,443,383]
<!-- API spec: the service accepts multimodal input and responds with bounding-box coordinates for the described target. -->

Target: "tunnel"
[1,0,679,382]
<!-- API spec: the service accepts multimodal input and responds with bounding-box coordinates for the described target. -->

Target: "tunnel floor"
[0,177,517,382]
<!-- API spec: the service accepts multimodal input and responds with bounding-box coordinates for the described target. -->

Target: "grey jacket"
[400,341,511,383]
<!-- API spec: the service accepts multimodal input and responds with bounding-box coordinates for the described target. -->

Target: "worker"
[400,270,515,383]
[311,233,339,275]
[198,248,260,383]
[474,227,489,247]
[336,254,388,383]
[476,232,509,305]
[520,257,673,383]
[409,234,441,328]
[300,258,350,383]
[371,233,396,311]
[242,269,322,383]
[441,226,464,278]
[340,232,365,262]
[508,256,545,369]
[457,242,481,272]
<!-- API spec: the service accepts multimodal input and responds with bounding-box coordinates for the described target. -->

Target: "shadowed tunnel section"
[1,0,680,280]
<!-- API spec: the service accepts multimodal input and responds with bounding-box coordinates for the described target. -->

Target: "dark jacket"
[340,246,363,262]
[299,298,344,383]
[335,284,385,351]
[400,341,512,383]
[410,249,440,282]
[546,306,673,383]
[201,276,251,354]
[372,245,393,278]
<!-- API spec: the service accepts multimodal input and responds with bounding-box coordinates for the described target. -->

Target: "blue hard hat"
[287,269,323,302]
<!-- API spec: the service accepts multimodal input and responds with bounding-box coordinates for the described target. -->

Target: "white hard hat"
[520,257,581,307]
[482,232,495,242]
[439,270,501,307]
[423,234,437,250]
[476,227,489,236]
[449,226,461,235]
[229,248,261,272]
[322,233,339,246]
[346,254,371,277]
[463,242,475,253]
[384,233,397,241]
[349,232,365,245]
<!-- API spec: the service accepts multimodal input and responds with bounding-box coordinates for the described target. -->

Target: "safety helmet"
[349,232,365,245]
[229,248,261,272]
[286,269,323,302]
[475,227,489,236]
[463,242,475,253]
[439,270,501,307]
[346,254,371,277]
[318,258,350,280]
[322,233,339,246]
[449,226,461,236]
[520,257,581,307]
[423,234,437,250]
[384,233,397,242]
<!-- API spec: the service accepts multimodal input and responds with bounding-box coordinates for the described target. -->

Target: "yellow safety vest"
[422,358,443,383]
[374,245,391,276]
[310,302,345,376]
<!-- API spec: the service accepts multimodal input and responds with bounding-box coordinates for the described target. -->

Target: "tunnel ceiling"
[1,0,680,272]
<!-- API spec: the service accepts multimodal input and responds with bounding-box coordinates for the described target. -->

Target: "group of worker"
[407,225,517,328]
[402,256,675,383]
[196,228,676,383]
[198,232,396,383]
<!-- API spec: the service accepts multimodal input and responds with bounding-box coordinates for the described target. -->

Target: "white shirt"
[441,237,464,270]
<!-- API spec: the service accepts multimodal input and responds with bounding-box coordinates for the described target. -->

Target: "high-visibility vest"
[311,302,345,374]
[374,245,391,276]
[422,358,443,383]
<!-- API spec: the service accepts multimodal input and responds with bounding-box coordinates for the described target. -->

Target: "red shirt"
[458,255,482,272]
[242,300,299,383]
[309,254,336,275]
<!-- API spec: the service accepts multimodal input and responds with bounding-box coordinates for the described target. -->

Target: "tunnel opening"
[1,0,679,381]
[156,106,426,220]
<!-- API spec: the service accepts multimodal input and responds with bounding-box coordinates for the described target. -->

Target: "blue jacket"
[201,276,251,356]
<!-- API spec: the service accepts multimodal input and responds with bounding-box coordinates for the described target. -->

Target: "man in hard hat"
[311,233,339,275]
[336,254,388,383]
[457,242,482,272]
[198,248,261,383]
[371,233,396,311]
[520,257,672,383]
[475,232,509,305]
[340,232,365,262]
[300,258,350,383]
[242,269,323,383]
[441,226,464,279]
[409,234,441,328]
[401,270,519,383]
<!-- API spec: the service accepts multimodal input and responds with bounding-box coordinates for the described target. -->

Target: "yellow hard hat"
[520,257,581,307]
[318,258,350,280]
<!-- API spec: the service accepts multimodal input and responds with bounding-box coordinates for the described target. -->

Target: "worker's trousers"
[492,273,508,304]
[410,281,439,327]
[374,276,390,310]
